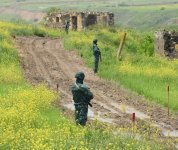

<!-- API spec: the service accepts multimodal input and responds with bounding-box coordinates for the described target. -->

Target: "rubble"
[155,30,178,59]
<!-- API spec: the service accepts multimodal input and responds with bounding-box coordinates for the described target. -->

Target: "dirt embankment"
[16,36,178,141]
[0,6,45,22]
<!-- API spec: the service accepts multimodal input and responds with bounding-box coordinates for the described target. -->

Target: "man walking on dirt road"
[93,39,101,75]
[71,71,94,126]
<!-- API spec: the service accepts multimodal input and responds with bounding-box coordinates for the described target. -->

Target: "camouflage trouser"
[74,104,88,126]
[94,56,99,74]
[65,28,69,34]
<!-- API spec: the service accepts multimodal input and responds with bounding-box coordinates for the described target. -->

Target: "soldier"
[65,20,70,34]
[71,71,94,126]
[93,39,101,75]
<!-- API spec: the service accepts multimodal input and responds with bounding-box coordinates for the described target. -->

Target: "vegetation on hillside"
[0,21,174,149]
[2,0,178,29]
[62,26,178,111]
[1,0,178,29]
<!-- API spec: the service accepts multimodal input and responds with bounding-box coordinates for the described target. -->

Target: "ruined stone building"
[44,11,114,30]
[155,30,178,59]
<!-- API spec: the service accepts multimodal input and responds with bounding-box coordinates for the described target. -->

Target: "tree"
[47,7,61,16]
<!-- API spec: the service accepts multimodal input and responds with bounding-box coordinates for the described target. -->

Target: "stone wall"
[155,30,178,59]
[44,11,114,30]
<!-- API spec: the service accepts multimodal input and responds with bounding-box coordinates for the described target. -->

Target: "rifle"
[75,83,93,107]
[99,52,102,62]
[88,102,93,107]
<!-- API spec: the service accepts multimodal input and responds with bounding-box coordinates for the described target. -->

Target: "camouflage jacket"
[93,43,101,57]
[71,83,93,105]
[65,22,69,29]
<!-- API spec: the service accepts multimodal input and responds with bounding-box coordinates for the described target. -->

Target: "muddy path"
[16,36,178,141]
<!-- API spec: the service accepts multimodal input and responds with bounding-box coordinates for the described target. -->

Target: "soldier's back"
[71,83,88,104]
[71,83,93,104]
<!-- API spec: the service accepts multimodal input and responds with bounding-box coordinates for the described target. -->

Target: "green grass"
[1,0,178,29]
[114,4,178,30]
[0,21,173,149]
[61,26,178,111]
[0,13,23,22]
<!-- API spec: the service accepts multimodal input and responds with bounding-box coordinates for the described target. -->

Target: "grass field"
[62,26,178,111]
[0,1,177,149]
[0,21,173,149]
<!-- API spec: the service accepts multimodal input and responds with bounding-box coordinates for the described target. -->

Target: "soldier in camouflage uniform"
[71,71,94,126]
[65,20,70,34]
[93,39,101,75]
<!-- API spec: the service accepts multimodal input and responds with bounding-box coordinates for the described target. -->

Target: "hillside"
[0,21,176,149]
[1,0,178,29]
[0,0,178,149]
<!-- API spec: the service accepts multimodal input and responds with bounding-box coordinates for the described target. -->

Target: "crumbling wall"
[44,13,69,28]
[155,30,178,59]
[155,31,165,57]
[44,11,114,30]
[86,14,97,26]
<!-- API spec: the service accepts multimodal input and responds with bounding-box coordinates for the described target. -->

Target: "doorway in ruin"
[72,16,77,30]
[101,16,108,26]
[56,17,60,23]
[86,14,97,27]
[61,15,70,27]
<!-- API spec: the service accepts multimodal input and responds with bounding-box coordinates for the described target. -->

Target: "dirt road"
[16,36,178,141]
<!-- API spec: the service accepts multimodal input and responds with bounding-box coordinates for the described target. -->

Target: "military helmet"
[75,71,85,80]
[93,39,98,44]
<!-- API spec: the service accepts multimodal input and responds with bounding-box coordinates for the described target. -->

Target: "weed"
[0,21,175,149]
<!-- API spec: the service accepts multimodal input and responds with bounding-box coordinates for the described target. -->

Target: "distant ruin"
[155,30,178,59]
[44,11,114,30]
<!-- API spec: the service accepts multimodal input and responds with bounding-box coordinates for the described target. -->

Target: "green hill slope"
[62,26,178,111]
[1,0,178,29]
[0,21,173,149]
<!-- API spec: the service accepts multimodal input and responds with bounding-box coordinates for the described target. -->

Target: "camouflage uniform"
[71,72,94,126]
[65,20,69,34]
[93,39,101,74]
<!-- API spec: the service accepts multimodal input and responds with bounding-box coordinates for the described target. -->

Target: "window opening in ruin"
[56,17,59,22]
[72,16,77,30]
[86,14,97,27]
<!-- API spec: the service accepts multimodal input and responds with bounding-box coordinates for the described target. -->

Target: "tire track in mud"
[16,36,178,141]
[37,45,126,124]
[26,38,120,124]
[40,39,131,124]
[31,40,72,97]
[17,38,44,84]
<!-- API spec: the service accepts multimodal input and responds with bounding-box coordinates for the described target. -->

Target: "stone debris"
[155,30,178,59]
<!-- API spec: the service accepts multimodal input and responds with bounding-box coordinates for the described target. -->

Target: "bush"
[46,7,61,16]
[160,7,166,11]
[118,2,129,7]
[33,27,46,37]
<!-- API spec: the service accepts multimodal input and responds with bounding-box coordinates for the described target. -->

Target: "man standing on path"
[93,39,101,75]
[71,71,94,126]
